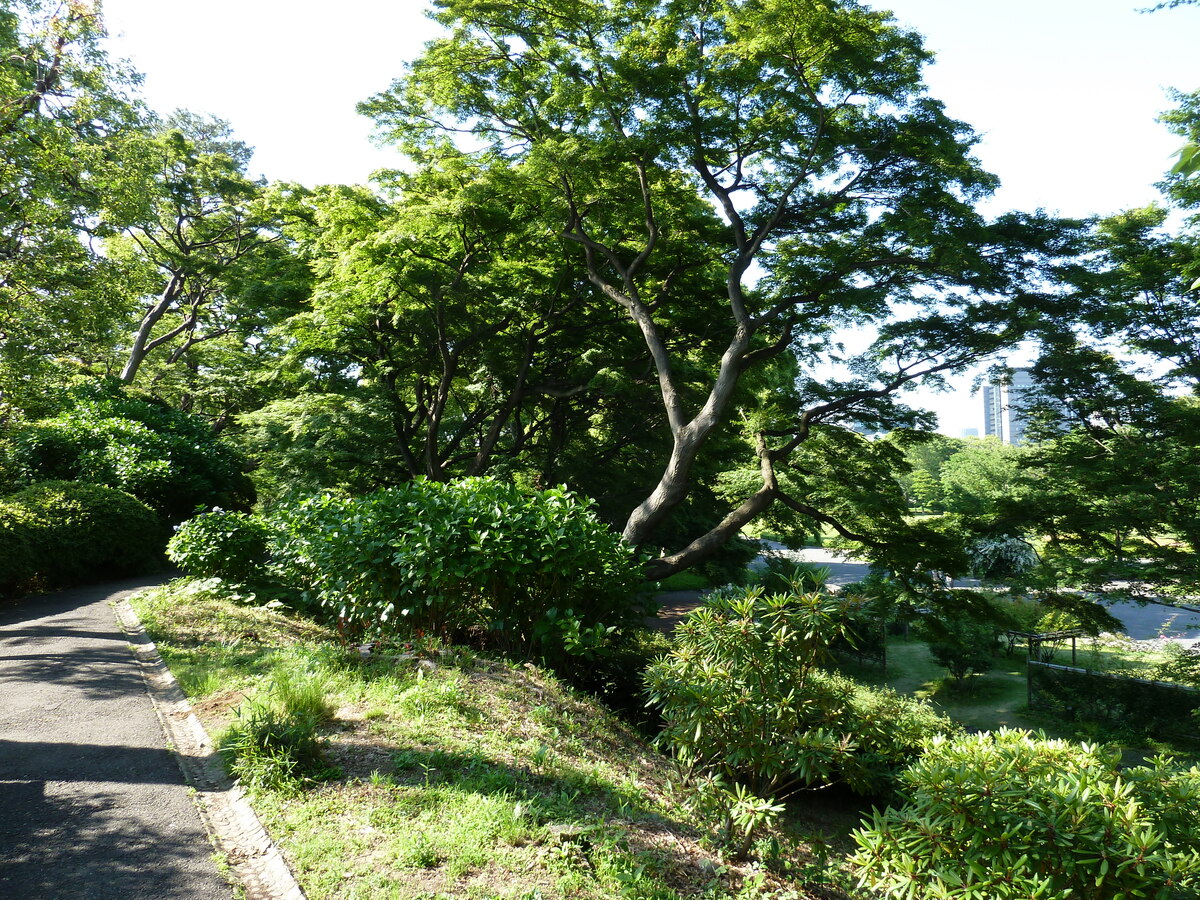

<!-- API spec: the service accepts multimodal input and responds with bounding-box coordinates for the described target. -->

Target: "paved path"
[656,546,1200,642]
[0,577,232,899]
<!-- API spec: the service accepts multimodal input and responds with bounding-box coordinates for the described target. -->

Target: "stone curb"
[112,595,306,900]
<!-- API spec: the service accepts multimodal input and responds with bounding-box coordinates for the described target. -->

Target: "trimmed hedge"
[1,381,253,522]
[0,481,167,596]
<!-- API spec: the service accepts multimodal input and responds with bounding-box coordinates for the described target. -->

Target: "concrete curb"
[112,595,306,900]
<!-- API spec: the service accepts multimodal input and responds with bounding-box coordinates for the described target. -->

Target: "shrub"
[0,481,166,596]
[168,510,271,582]
[0,379,253,521]
[851,729,1200,899]
[269,478,648,665]
[757,555,831,595]
[920,615,995,682]
[645,585,957,803]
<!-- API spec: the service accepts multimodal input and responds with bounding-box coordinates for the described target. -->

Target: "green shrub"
[0,480,166,596]
[167,510,271,582]
[758,555,831,595]
[269,478,648,665]
[645,585,957,802]
[920,615,996,682]
[1,379,253,521]
[851,729,1200,899]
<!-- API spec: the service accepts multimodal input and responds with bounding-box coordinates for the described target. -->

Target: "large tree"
[1006,84,1200,603]
[108,112,296,389]
[0,0,145,413]
[361,0,1074,574]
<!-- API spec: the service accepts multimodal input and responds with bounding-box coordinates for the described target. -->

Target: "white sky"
[101,0,1199,435]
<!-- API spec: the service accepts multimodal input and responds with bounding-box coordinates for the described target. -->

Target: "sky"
[100,0,1199,435]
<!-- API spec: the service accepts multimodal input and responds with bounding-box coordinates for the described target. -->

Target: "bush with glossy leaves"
[269,478,648,665]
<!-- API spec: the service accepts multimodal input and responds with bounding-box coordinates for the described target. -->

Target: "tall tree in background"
[1011,85,1200,602]
[362,0,1077,573]
[0,0,144,413]
[109,113,295,388]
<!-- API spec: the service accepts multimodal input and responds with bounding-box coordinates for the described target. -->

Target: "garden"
[4,0,1200,896]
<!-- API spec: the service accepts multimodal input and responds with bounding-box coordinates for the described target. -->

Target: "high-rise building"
[982,368,1036,444]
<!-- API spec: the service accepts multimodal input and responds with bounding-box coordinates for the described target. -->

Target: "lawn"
[840,632,1190,745]
[132,579,870,900]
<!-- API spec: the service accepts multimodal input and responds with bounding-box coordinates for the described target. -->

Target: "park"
[3,0,1200,897]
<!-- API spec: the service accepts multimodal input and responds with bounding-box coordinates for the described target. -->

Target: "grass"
[131,579,868,900]
[839,631,1194,746]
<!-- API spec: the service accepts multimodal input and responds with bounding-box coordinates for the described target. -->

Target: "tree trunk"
[120,272,184,383]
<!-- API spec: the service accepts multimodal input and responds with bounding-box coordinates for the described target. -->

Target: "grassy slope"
[132,581,865,900]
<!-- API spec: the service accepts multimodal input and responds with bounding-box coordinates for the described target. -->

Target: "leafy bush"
[0,480,166,596]
[645,585,957,803]
[851,729,1200,899]
[0,379,253,521]
[1152,643,1200,688]
[757,554,831,595]
[167,510,271,582]
[269,478,647,664]
[919,615,996,682]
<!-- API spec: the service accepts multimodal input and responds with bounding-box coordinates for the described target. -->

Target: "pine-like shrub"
[645,586,957,800]
[0,481,166,596]
[851,729,1200,899]
[168,510,271,582]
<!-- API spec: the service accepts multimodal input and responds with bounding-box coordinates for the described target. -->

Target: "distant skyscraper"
[982,368,1035,444]
[961,427,979,438]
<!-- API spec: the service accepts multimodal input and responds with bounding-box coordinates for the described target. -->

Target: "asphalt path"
[0,577,232,899]
[659,546,1200,642]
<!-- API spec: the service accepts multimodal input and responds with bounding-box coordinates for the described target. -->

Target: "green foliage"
[0,480,165,596]
[757,555,831,596]
[1151,643,1200,687]
[644,585,957,807]
[851,729,1200,899]
[269,478,647,665]
[219,665,335,792]
[0,379,253,521]
[167,510,270,583]
[920,615,995,683]
[938,438,1026,517]
[0,1,148,411]
[967,533,1038,581]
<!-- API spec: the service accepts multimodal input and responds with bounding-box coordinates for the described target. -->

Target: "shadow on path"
[0,573,231,899]
[0,778,222,900]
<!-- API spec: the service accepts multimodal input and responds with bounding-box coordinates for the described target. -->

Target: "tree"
[0,0,146,412]
[1006,84,1200,603]
[938,438,1026,517]
[360,0,1077,575]
[107,112,298,391]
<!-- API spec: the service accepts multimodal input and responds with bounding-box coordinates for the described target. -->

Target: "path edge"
[111,592,306,900]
